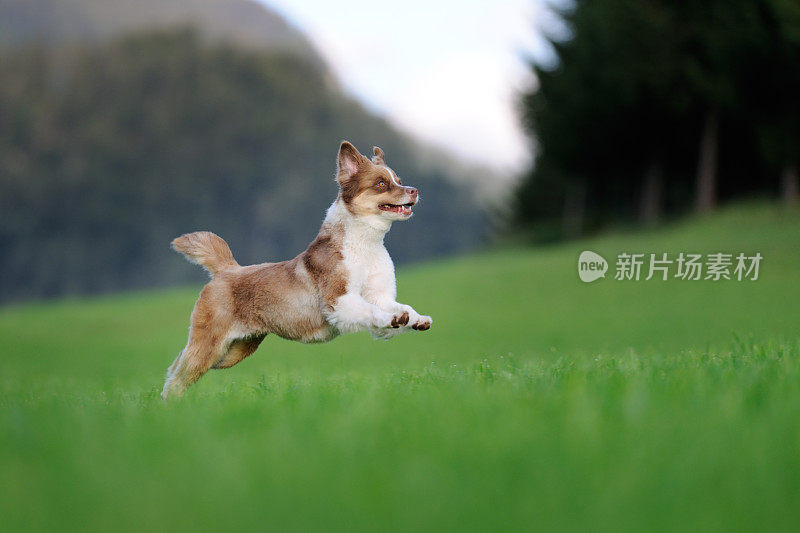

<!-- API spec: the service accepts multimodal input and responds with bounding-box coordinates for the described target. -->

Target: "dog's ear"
[371,146,385,165]
[336,141,366,184]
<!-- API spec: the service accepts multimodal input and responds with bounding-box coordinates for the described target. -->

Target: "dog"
[161,141,432,398]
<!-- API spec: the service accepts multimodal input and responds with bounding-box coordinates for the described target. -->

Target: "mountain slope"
[0,0,319,62]
[0,29,488,302]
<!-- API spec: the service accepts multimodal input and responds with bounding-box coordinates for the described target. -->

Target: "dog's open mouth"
[379,203,414,216]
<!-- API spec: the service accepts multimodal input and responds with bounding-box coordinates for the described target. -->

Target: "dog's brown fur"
[164,228,346,397]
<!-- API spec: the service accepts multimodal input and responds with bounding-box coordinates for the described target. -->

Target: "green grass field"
[1,203,799,531]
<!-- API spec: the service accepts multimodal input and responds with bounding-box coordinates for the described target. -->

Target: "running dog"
[161,141,432,398]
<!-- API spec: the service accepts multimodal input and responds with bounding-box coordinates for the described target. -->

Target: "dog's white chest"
[341,235,393,294]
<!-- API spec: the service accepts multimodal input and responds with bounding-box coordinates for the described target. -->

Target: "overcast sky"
[260,0,558,175]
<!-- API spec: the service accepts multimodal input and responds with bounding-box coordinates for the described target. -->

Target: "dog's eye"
[376,180,387,188]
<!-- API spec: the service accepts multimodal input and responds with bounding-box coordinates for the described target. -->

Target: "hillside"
[1,203,798,531]
[0,19,489,303]
[2,202,797,380]
[0,0,320,63]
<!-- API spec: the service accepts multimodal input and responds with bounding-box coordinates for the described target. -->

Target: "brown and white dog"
[161,142,432,398]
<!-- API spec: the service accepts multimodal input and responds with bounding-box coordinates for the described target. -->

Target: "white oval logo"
[578,251,608,282]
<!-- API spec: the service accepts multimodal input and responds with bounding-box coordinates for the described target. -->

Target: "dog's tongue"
[381,204,412,215]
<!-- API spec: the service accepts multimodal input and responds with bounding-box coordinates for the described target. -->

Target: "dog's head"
[335,141,418,221]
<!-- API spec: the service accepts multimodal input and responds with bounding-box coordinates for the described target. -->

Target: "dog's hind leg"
[161,328,229,399]
[212,334,267,369]
[165,351,181,377]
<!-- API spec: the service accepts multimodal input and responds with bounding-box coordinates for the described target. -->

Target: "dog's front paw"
[370,309,395,329]
[390,311,409,328]
[410,315,432,331]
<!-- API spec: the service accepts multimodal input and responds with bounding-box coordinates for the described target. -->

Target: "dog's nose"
[406,187,418,199]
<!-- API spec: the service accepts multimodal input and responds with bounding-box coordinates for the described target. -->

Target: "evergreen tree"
[516,0,800,238]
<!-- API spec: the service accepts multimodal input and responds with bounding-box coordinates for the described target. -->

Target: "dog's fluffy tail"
[171,231,238,277]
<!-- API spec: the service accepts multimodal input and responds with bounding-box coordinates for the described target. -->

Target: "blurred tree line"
[515,0,800,241]
[0,29,486,303]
